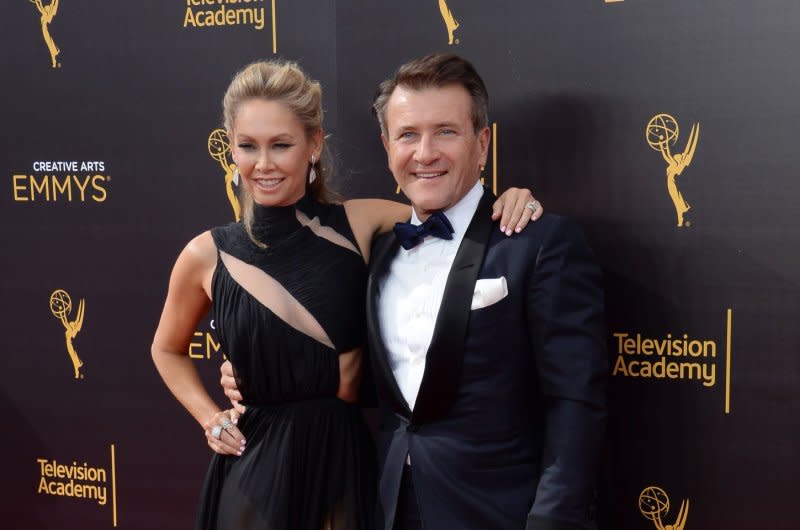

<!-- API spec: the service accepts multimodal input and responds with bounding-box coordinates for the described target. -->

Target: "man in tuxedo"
[367,53,607,530]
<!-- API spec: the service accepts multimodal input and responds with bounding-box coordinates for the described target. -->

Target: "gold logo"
[37,444,119,526]
[208,128,241,221]
[438,0,459,45]
[639,486,689,530]
[646,113,700,227]
[29,0,60,68]
[49,289,85,379]
[183,0,278,53]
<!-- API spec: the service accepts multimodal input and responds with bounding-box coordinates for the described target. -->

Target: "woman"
[151,60,540,530]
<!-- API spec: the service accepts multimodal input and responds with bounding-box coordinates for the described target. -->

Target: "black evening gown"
[196,196,376,530]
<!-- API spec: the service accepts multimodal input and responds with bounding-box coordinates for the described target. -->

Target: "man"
[366,53,606,530]
[223,53,607,529]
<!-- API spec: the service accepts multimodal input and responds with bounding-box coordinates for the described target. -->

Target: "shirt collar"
[409,181,484,238]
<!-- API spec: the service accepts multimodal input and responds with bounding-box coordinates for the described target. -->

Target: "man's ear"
[478,126,490,167]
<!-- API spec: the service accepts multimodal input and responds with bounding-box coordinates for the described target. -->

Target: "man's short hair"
[372,53,489,136]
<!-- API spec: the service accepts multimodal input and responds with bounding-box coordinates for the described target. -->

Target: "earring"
[232,167,240,185]
[308,155,317,184]
[480,165,485,173]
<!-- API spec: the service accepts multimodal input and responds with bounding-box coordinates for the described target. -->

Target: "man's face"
[381,84,490,219]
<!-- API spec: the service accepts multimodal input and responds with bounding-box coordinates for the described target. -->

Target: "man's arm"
[526,217,607,530]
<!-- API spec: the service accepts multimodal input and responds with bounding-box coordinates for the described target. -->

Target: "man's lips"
[412,170,447,179]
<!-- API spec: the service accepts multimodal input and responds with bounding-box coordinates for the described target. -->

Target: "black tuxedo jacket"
[366,190,607,530]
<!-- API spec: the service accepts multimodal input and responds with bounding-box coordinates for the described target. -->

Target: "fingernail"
[500,225,506,232]
[240,445,246,452]
[241,438,246,444]
[506,229,512,236]
[236,451,242,456]
[515,226,522,233]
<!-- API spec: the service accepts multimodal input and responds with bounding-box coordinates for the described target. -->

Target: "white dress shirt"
[378,181,484,410]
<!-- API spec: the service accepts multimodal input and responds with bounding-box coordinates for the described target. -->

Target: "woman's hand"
[491,188,543,236]
[204,409,247,456]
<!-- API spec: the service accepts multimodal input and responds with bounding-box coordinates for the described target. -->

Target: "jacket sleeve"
[525,217,607,530]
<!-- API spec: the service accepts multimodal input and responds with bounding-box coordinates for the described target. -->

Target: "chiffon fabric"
[196,196,376,530]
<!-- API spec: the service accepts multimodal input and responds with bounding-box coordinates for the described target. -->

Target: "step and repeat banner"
[1,1,798,528]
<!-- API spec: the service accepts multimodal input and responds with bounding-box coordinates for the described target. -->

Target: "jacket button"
[407,424,420,432]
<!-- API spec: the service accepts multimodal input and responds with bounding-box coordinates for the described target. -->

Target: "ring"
[211,426,223,440]
[525,200,540,215]
[221,418,234,431]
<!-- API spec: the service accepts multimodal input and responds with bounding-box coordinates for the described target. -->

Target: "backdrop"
[1,1,798,528]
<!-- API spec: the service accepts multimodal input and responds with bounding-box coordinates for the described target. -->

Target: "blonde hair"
[223,60,338,242]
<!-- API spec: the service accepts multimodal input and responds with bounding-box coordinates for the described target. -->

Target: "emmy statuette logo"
[49,289,85,379]
[29,0,60,68]
[438,0,459,45]
[208,128,241,221]
[639,486,689,530]
[646,113,700,227]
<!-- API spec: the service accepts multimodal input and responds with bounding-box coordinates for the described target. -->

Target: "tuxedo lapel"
[366,230,413,419]
[412,190,495,424]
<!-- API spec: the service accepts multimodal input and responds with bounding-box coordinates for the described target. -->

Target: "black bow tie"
[393,211,455,250]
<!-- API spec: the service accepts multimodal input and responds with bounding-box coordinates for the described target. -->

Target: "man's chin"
[410,198,451,217]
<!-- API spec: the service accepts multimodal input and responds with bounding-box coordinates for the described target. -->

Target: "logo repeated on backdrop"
[191,320,227,361]
[438,0,460,45]
[646,113,701,228]
[36,445,119,526]
[638,486,689,530]
[395,122,498,195]
[49,289,86,379]
[208,128,241,221]
[612,309,734,413]
[183,0,278,53]
[29,0,60,68]
[11,160,110,203]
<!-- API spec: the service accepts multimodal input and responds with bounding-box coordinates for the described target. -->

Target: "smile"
[253,177,284,190]
[412,171,447,179]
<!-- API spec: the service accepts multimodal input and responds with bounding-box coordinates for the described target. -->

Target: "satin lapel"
[366,230,412,419]
[412,190,495,424]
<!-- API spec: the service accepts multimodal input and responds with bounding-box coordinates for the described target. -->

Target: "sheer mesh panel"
[296,211,361,256]
[219,251,335,350]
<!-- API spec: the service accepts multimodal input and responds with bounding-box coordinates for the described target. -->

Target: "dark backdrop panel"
[1,1,798,528]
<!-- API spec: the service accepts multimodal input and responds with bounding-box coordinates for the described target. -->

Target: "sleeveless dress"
[196,196,376,530]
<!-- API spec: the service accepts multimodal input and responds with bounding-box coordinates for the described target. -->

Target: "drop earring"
[308,155,317,184]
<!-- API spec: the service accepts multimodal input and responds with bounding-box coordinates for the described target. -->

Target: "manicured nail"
[500,225,506,232]
[515,226,522,233]
[505,229,512,236]
[236,451,242,456]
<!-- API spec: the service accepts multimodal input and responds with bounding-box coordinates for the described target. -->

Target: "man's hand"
[492,188,543,236]
[220,360,246,415]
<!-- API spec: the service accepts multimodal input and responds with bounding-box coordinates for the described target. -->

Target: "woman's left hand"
[492,188,543,236]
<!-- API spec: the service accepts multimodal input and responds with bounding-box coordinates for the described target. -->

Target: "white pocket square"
[471,276,508,310]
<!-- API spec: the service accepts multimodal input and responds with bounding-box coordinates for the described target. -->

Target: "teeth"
[415,171,445,178]
[255,178,283,188]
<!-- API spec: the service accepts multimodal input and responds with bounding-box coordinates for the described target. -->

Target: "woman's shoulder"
[208,221,246,249]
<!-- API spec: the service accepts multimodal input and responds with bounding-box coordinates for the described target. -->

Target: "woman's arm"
[151,231,245,455]
[343,188,543,260]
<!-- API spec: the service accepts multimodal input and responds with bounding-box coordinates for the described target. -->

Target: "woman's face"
[230,98,321,207]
